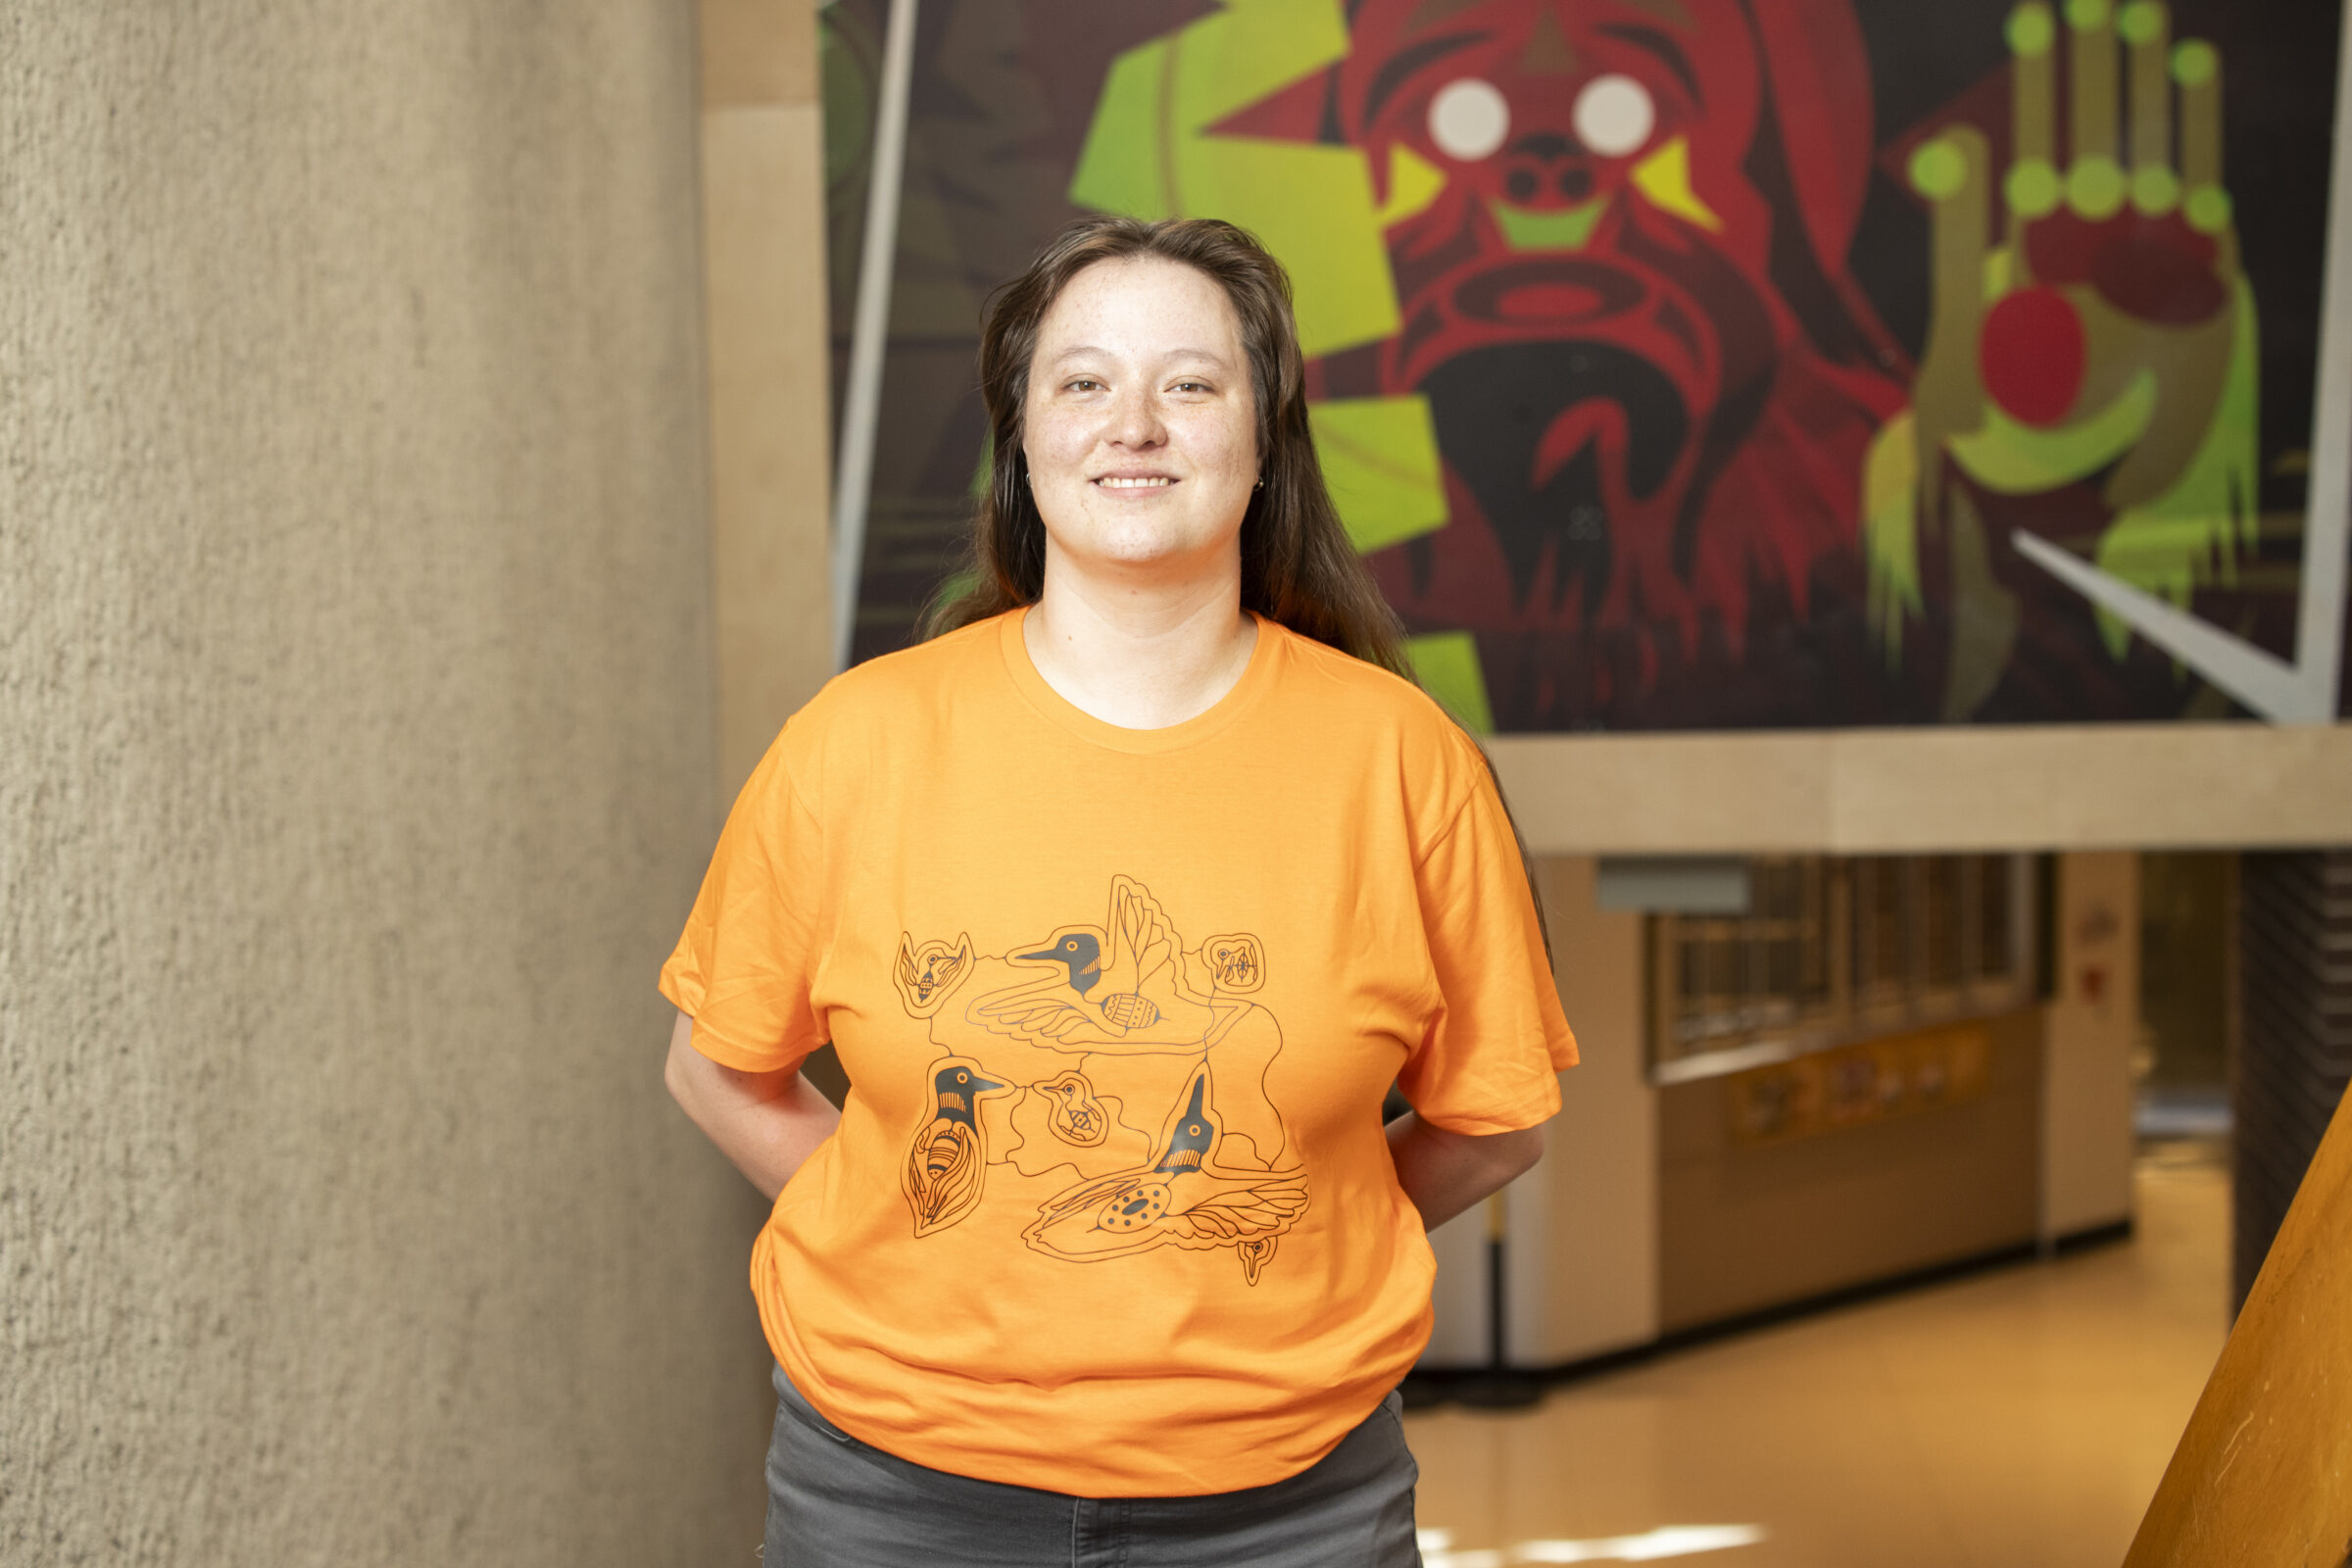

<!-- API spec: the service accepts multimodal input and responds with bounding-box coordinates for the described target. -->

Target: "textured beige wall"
[2,6,774,1563]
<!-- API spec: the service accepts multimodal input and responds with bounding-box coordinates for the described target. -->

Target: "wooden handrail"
[2124,1078,2352,1564]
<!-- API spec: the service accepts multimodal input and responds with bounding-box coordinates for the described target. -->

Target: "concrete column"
[3,6,770,1561]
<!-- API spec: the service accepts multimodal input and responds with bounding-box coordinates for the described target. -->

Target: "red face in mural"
[1329,0,1909,719]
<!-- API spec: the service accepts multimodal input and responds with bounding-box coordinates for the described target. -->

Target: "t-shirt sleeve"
[1399,757,1579,1134]
[657,726,830,1074]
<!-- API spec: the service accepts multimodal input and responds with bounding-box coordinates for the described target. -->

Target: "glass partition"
[1650,855,2036,1083]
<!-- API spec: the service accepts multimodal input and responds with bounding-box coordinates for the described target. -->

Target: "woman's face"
[1022,257,1260,582]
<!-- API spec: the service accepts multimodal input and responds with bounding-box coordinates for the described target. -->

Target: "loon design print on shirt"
[891,874,1307,1284]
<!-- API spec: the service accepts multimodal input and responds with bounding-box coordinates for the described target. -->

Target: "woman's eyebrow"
[1046,346,1233,369]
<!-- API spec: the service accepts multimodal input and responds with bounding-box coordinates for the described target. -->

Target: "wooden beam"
[1490,724,2352,856]
[2124,1081,2352,1563]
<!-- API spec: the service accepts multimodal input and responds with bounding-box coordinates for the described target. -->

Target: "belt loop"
[1071,1496,1132,1568]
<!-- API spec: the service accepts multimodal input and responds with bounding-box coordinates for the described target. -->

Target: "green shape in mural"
[2093,277,2263,658]
[1945,370,2158,493]
[1861,409,1925,663]
[1488,195,1608,253]
[1408,631,1494,735]
[1068,0,1398,358]
[1309,396,1447,554]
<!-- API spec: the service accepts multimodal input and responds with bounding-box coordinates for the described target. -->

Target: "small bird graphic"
[1023,1064,1306,1279]
[1019,933,1102,997]
[894,932,974,1017]
[903,1058,1009,1238]
[1036,1069,1109,1147]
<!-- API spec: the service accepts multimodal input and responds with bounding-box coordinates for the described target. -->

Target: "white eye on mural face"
[1427,78,1511,162]
[1573,74,1656,158]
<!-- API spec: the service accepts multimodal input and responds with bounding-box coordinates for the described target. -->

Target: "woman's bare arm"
[662,1010,842,1200]
[1384,1111,1546,1231]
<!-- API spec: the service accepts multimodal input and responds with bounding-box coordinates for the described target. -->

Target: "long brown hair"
[925,217,1552,954]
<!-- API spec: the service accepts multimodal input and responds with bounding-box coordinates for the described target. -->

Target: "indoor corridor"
[1401,1145,2230,1567]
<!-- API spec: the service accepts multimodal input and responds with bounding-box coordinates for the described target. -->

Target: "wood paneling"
[1658,1007,2043,1333]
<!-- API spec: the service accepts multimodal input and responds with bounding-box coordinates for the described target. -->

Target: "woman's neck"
[1022,557,1258,730]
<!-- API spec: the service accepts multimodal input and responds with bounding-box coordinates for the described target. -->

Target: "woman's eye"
[1173,380,1210,393]
[1066,378,1102,392]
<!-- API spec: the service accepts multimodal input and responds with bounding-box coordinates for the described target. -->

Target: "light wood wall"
[698,0,836,801]
[1656,1009,2045,1332]
[1493,725,2352,855]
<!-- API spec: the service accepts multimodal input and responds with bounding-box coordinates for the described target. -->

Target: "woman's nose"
[1106,387,1166,447]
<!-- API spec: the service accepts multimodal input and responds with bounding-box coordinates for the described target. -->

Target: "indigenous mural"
[823,0,2347,730]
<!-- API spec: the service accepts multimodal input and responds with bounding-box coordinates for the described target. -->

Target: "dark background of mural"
[822,0,2347,729]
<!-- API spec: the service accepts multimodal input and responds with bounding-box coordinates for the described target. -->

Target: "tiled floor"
[1404,1146,2230,1567]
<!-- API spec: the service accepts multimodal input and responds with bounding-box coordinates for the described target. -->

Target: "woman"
[661,216,1576,1566]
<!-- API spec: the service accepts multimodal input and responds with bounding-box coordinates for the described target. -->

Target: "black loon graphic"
[1149,1073,1215,1175]
[903,1060,1007,1238]
[1020,933,1102,996]
[1024,1062,1305,1283]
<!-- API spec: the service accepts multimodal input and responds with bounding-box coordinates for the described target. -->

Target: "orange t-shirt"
[659,609,1576,1496]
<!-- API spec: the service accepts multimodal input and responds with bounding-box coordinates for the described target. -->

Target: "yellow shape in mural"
[1407,631,1494,735]
[1377,143,1448,230]
[1309,396,1447,555]
[1629,136,1723,232]
[1067,0,1399,358]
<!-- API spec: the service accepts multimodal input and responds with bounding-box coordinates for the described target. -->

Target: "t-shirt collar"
[995,606,1283,755]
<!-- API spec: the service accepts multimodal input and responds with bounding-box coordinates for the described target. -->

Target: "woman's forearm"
[662,1011,842,1200]
[1385,1110,1545,1231]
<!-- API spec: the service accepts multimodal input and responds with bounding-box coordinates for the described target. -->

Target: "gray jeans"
[762,1364,1423,1568]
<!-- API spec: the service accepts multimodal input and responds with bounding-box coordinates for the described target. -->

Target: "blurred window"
[1650,856,2034,1082]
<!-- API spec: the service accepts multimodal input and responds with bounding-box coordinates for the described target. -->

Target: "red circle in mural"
[1979,286,2085,428]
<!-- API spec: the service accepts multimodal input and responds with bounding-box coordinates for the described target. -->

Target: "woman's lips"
[1094,475,1176,489]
